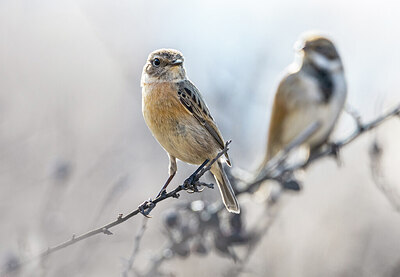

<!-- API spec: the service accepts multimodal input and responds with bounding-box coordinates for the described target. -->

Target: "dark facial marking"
[309,65,334,103]
[307,39,339,60]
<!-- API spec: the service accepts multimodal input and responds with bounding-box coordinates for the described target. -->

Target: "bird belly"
[282,83,346,148]
[142,85,217,165]
[308,73,347,146]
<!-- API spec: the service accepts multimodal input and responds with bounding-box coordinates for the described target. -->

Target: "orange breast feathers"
[142,82,191,129]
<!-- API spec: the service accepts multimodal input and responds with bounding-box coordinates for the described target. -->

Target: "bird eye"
[152,58,161,67]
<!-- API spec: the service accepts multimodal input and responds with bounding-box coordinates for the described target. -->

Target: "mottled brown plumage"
[141,49,239,213]
[259,33,347,171]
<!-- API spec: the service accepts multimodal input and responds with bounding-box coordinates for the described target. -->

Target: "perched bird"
[259,33,347,170]
[141,49,240,214]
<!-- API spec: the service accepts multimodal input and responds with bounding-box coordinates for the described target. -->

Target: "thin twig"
[245,104,400,193]
[239,121,322,194]
[3,103,399,277]
[119,103,399,277]
[0,141,232,276]
[228,197,282,277]
[226,104,400,276]
[345,103,363,130]
[369,140,400,211]
[122,217,148,277]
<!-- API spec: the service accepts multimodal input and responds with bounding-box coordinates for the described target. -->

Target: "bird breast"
[283,71,346,147]
[142,82,218,165]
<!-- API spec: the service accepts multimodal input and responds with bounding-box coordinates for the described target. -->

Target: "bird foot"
[183,172,200,193]
[138,199,156,218]
[329,142,342,166]
[156,188,167,199]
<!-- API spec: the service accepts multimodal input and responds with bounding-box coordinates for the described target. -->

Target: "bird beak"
[294,40,306,52]
[171,59,183,66]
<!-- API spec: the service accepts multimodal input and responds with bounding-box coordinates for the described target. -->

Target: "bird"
[259,33,347,171]
[141,49,240,214]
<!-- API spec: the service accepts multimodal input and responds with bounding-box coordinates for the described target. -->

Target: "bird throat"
[307,61,334,104]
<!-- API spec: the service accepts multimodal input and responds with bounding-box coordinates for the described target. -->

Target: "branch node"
[5,104,400,276]
[102,228,113,235]
[138,199,156,218]
[205,182,214,189]
[329,141,340,155]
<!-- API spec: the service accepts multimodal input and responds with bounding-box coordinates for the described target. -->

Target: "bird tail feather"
[211,161,240,214]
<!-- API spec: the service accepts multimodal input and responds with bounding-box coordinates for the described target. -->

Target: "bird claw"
[279,172,301,191]
[196,186,205,192]
[156,188,167,199]
[138,199,156,218]
[329,142,342,166]
[282,179,301,191]
[183,172,199,193]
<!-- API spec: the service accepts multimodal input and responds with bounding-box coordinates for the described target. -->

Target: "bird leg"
[138,156,177,217]
[155,155,178,197]
[138,173,176,218]
[183,159,209,192]
[156,172,176,198]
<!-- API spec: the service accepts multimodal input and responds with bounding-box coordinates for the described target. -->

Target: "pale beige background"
[1,0,400,276]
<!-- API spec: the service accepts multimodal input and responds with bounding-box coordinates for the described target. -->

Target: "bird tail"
[210,161,240,214]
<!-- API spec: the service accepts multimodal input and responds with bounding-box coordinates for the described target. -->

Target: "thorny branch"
[224,104,400,275]
[0,141,232,276]
[3,104,399,277]
[369,139,400,211]
[245,103,400,193]
[135,103,400,277]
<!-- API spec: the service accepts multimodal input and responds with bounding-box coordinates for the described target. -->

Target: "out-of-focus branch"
[224,104,400,276]
[227,198,282,277]
[122,217,148,277]
[136,104,400,277]
[244,104,400,193]
[3,103,399,277]
[242,121,322,192]
[0,141,232,276]
[369,139,400,211]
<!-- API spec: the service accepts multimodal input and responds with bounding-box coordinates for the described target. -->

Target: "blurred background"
[1,0,400,276]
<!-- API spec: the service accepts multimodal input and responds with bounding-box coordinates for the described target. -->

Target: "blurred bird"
[259,33,347,171]
[141,49,240,214]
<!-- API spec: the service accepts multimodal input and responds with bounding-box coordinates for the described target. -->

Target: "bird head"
[295,33,343,72]
[141,49,186,85]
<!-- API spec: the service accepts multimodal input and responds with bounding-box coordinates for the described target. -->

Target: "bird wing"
[263,73,300,165]
[177,80,231,166]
